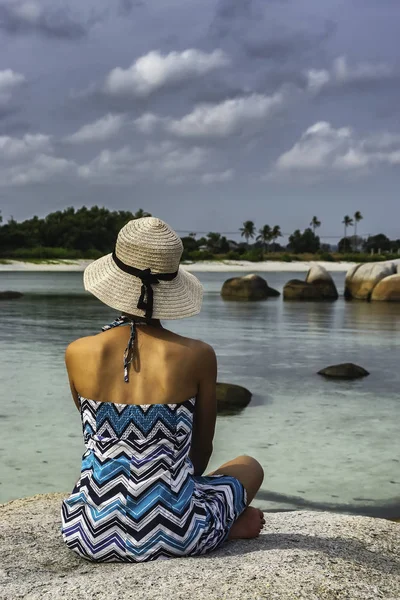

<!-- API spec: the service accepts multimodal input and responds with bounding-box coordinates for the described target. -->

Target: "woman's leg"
[207,454,264,504]
[207,455,265,539]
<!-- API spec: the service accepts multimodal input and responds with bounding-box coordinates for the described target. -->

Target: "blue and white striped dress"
[60,320,247,562]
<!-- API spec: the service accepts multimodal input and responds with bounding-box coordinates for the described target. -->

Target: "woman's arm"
[189,343,217,476]
[65,342,81,412]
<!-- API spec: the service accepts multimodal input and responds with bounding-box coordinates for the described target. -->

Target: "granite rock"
[284,264,338,301]
[345,262,397,300]
[221,274,280,301]
[371,273,400,302]
[1,493,399,600]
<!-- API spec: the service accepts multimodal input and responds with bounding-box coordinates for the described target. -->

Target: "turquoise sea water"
[0,270,399,518]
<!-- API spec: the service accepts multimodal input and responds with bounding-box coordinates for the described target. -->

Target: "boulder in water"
[318,363,370,379]
[221,274,280,301]
[371,274,400,302]
[284,265,338,300]
[216,382,252,413]
[0,291,23,300]
[345,262,397,300]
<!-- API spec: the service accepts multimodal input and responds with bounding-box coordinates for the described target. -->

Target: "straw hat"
[83,217,203,320]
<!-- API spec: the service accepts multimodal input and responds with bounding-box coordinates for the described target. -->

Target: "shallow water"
[0,270,399,518]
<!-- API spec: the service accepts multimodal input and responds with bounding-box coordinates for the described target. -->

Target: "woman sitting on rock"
[61,217,264,562]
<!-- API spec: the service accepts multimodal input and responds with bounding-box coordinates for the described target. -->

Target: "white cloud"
[77,141,218,185]
[201,169,234,184]
[306,69,330,94]
[0,154,75,186]
[270,121,400,180]
[14,1,42,23]
[77,146,135,180]
[0,69,25,107]
[332,148,371,170]
[165,93,284,138]
[0,0,89,40]
[362,132,400,151]
[65,114,126,144]
[133,113,161,134]
[0,133,52,159]
[275,122,352,171]
[0,130,76,186]
[103,49,229,97]
[306,56,396,94]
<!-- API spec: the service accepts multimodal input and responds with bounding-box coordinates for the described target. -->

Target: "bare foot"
[228,507,265,540]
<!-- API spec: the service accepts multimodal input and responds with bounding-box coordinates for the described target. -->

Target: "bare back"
[67,324,205,406]
[65,319,218,475]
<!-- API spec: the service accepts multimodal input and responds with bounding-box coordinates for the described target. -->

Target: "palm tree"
[206,232,221,252]
[342,215,354,252]
[134,208,151,219]
[310,216,321,234]
[271,225,282,249]
[353,211,363,251]
[240,220,256,245]
[256,224,272,252]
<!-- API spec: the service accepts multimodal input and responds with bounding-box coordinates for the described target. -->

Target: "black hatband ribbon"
[112,250,178,320]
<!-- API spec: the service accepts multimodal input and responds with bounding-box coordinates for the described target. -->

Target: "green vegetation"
[0,207,144,259]
[0,207,399,263]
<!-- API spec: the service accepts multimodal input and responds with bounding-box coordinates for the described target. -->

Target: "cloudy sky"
[1,0,400,241]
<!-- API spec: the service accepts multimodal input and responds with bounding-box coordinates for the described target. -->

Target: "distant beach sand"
[0,259,356,273]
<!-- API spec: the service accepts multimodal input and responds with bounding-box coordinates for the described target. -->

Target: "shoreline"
[0,259,356,273]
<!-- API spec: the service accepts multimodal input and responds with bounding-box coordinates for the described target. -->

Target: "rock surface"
[0,290,23,300]
[318,363,370,379]
[216,382,252,413]
[371,273,400,302]
[221,274,280,300]
[1,493,399,600]
[345,262,397,300]
[284,264,338,301]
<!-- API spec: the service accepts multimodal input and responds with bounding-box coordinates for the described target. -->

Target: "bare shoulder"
[193,340,216,360]
[174,333,217,370]
[169,330,215,356]
[65,335,97,363]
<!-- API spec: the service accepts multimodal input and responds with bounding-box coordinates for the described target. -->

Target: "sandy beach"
[0,259,356,273]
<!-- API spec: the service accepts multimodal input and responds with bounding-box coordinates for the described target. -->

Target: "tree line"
[0,207,150,259]
[239,211,365,253]
[0,206,398,260]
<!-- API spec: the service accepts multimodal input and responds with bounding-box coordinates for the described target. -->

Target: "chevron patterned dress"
[61,392,247,562]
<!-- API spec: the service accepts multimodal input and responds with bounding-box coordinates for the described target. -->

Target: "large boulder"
[0,290,23,300]
[221,274,280,301]
[318,363,370,379]
[1,493,399,599]
[371,274,400,302]
[216,382,252,413]
[284,265,338,300]
[345,262,397,300]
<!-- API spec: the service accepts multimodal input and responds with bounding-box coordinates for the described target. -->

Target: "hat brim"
[83,253,203,320]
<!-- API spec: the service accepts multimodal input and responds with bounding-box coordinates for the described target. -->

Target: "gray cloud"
[0,1,97,40]
[1,0,400,239]
[306,56,400,96]
[243,20,337,61]
[0,120,32,135]
[118,0,144,16]
[214,0,253,23]
[187,79,250,105]
[209,0,258,41]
